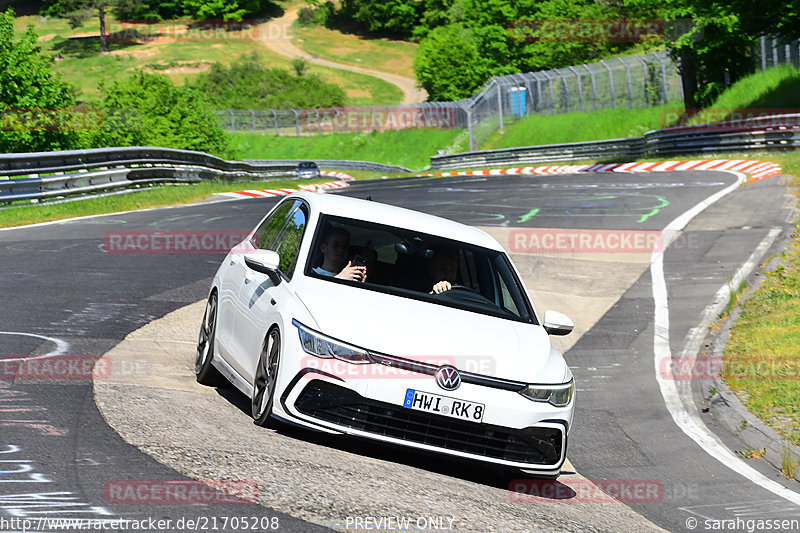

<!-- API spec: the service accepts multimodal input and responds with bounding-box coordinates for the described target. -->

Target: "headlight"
[293,319,372,364]
[519,380,574,407]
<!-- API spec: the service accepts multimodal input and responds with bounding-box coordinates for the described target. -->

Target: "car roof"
[289,191,503,251]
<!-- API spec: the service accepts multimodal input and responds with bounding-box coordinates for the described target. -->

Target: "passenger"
[312,227,366,282]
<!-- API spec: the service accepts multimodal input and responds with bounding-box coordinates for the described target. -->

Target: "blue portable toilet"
[509,87,527,117]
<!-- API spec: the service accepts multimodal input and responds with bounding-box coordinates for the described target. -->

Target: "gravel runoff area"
[93,239,666,533]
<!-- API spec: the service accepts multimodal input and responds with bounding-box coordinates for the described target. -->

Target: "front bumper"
[277,369,569,472]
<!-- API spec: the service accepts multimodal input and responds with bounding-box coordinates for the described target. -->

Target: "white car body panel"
[203,191,575,476]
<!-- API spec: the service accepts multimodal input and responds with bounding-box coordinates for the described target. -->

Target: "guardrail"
[430,114,800,170]
[0,147,408,204]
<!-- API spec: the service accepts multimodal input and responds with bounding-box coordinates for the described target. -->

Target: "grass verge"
[228,128,467,170]
[481,105,673,150]
[723,217,800,447]
[291,22,417,79]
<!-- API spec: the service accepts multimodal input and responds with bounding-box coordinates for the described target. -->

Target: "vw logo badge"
[435,365,461,391]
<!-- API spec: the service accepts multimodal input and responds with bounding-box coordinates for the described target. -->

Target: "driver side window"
[253,200,296,250]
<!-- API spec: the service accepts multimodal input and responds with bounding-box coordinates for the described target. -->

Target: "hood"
[293,279,568,384]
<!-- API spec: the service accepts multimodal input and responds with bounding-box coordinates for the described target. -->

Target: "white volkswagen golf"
[195,191,575,478]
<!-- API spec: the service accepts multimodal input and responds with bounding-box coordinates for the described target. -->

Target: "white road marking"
[651,171,800,507]
[0,332,69,361]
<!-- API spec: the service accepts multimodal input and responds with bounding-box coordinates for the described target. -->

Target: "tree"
[0,8,81,153]
[41,0,115,52]
[413,24,489,100]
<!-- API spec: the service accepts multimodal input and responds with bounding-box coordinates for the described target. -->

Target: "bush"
[196,52,348,109]
[94,71,234,158]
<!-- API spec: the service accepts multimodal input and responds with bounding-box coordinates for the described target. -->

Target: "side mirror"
[244,250,282,285]
[543,310,574,336]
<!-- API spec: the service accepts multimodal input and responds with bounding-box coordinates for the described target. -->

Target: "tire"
[252,327,281,427]
[195,292,225,386]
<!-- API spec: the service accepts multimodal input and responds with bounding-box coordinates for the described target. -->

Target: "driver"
[313,227,366,282]
[427,247,458,294]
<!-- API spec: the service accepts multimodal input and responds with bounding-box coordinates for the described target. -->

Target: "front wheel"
[195,292,225,386]
[252,327,281,427]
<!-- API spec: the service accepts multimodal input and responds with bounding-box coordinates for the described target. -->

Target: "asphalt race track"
[1,169,799,532]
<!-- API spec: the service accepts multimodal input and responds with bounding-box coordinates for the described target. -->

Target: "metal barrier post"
[227,110,235,133]
[293,109,300,137]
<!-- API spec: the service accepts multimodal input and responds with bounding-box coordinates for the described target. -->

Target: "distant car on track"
[195,191,575,478]
[296,161,321,179]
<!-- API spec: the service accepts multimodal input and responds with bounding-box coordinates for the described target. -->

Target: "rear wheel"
[195,292,225,386]
[252,327,281,427]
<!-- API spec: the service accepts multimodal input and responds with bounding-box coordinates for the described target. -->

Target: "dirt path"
[257,8,428,105]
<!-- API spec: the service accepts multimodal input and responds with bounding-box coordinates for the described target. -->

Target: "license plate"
[403,389,485,423]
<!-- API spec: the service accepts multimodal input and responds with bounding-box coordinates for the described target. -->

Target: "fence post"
[554,70,567,112]
[541,70,554,111]
[599,60,615,108]
[583,65,597,110]
[533,73,542,112]
[760,36,767,70]
[655,53,669,103]
[772,36,779,66]
[619,58,633,109]
[634,55,649,107]
[272,110,279,135]
[568,66,583,111]
[493,79,504,130]
[465,106,475,152]
[315,108,322,134]
[227,109,235,133]
[293,109,300,137]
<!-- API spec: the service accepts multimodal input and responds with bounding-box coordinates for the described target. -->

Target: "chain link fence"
[213,51,682,151]
[755,36,800,70]
[214,40,800,152]
[211,105,468,137]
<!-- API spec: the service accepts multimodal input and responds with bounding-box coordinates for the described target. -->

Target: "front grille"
[294,380,563,465]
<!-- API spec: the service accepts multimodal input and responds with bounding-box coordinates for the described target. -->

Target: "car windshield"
[305,214,537,323]
[298,162,317,169]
